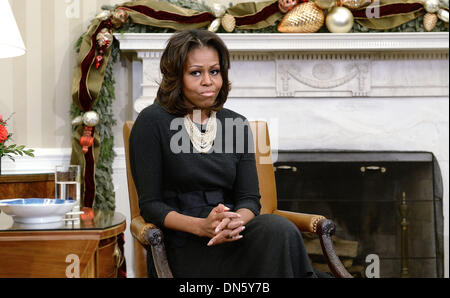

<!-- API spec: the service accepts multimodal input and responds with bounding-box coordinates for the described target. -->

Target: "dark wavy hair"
[155,29,231,116]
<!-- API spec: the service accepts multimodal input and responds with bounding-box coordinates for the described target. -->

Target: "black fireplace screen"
[273,151,444,278]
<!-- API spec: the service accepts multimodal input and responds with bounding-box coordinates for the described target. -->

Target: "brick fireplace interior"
[274,150,444,278]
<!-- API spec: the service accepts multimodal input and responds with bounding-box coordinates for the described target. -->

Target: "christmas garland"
[70,0,448,212]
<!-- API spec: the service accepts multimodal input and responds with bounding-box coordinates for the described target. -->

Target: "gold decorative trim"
[312,216,325,233]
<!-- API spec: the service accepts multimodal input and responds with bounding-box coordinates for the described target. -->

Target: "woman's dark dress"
[129,102,318,278]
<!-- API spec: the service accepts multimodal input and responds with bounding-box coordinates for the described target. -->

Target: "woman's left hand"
[207,213,247,246]
[207,223,245,246]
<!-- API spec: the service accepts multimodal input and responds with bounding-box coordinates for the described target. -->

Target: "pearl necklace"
[184,111,217,153]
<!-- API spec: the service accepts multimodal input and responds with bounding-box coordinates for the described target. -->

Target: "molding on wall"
[115,32,450,52]
[1,148,126,175]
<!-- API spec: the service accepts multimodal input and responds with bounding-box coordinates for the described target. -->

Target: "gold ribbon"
[353,0,425,30]
[227,0,282,30]
[119,0,214,30]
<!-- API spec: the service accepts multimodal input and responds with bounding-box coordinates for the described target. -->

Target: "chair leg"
[316,219,353,278]
[147,228,174,278]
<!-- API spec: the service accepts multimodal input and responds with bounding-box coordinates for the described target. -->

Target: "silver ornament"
[71,115,83,126]
[96,28,113,49]
[424,0,440,13]
[326,6,354,33]
[82,111,100,127]
[437,8,449,22]
[208,18,221,32]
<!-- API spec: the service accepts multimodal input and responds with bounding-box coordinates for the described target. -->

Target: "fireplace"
[274,150,444,278]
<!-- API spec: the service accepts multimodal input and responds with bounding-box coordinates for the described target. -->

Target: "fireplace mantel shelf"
[275,150,434,163]
[115,32,449,52]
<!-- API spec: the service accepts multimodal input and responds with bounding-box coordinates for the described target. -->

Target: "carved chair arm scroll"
[316,218,353,278]
[273,209,353,278]
[130,216,173,278]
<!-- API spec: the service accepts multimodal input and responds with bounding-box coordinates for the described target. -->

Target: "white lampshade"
[0,0,26,58]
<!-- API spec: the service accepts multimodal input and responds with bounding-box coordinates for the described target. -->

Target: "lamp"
[0,0,26,58]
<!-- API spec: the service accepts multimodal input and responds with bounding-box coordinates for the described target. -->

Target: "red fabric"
[234,1,279,26]
[83,132,95,208]
[121,5,216,24]
[352,3,424,18]
[78,22,109,112]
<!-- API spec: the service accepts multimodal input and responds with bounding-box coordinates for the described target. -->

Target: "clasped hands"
[202,204,245,247]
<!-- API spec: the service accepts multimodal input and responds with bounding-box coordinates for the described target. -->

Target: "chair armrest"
[272,209,325,233]
[130,215,159,246]
[273,209,353,278]
[130,216,173,278]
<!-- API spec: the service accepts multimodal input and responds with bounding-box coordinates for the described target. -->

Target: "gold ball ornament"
[424,0,440,13]
[340,0,373,10]
[437,8,449,22]
[326,6,354,33]
[277,2,325,33]
[423,12,438,31]
[111,8,129,28]
[278,0,299,13]
[314,0,337,10]
[221,14,236,32]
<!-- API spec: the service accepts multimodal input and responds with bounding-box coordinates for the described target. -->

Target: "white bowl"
[0,198,76,224]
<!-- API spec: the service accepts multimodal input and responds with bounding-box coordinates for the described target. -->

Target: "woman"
[129,29,321,278]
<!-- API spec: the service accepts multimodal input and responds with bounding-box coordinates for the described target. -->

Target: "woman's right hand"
[199,204,241,239]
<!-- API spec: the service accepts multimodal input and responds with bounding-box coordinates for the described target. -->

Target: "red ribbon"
[84,140,96,208]
[234,1,280,26]
[120,5,216,24]
[352,2,424,18]
[78,21,110,112]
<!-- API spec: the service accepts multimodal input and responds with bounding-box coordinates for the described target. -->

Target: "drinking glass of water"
[55,165,81,213]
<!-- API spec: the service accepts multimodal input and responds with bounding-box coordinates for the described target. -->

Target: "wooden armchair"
[123,120,352,278]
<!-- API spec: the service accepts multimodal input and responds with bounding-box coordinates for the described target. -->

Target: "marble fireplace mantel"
[115,32,449,113]
[114,32,449,155]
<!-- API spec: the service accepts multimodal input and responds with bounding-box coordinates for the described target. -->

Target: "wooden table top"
[0,209,126,241]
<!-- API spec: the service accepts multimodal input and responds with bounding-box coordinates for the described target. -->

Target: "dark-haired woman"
[129,29,324,278]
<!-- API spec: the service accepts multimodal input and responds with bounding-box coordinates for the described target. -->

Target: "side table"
[0,209,126,278]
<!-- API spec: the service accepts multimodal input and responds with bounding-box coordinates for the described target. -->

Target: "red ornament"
[80,207,95,227]
[80,126,94,154]
[278,0,299,13]
[95,55,104,69]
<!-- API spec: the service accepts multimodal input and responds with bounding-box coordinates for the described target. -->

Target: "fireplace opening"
[274,150,444,278]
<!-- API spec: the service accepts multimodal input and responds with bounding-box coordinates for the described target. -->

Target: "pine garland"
[71,37,120,212]
[71,1,448,212]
